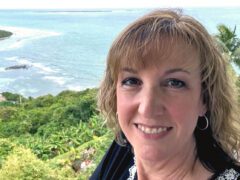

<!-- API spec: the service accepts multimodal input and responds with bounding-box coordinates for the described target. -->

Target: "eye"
[165,79,186,89]
[121,77,142,87]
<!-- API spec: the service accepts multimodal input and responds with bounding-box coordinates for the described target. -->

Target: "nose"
[138,87,165,118]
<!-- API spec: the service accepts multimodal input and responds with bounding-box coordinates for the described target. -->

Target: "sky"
[0,0,240,9]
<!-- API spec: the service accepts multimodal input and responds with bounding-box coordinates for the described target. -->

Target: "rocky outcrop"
[5,64,30,70]
[0,29,13,39]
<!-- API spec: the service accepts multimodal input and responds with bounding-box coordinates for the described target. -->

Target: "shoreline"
[0,25,61,44]
[0,25,61,52]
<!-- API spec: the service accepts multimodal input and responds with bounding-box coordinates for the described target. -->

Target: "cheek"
[116,89,137,126]
[116,89,130,117]
[168,97,200,128]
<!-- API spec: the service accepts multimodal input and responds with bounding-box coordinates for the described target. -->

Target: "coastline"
[1,8,240,98]
[0,26,98,98]
[0,25,61,54]
[0,25,65,97]
[0,25,60,40]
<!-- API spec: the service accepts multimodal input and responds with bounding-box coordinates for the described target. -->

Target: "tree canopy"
[215,24,240,67]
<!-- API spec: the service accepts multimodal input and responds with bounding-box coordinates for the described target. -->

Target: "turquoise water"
[0,8,240,97]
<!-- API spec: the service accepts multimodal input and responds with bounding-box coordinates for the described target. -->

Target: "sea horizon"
[1,7,240,97]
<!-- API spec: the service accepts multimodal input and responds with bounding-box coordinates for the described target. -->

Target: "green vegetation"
[0,89,113,179]
[0,24,240,179]
[215,25,240,102]
[215,24,240,67]
[0,30,13,39]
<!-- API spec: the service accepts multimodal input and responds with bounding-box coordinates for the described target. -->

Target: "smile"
[137,124,171,134]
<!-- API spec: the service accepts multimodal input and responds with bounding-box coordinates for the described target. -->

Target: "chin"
[134,144,168,162]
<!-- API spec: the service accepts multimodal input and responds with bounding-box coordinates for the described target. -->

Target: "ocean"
[0,8,240,97]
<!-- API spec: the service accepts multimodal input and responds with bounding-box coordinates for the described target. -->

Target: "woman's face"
[116,40,206,162]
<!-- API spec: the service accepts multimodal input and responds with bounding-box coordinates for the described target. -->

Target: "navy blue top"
[90,140,240,180]
[90,141,134,180]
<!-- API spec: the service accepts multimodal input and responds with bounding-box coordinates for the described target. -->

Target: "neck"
[135,140,210,180]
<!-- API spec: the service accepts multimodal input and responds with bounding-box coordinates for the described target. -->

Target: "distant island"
[0,29,13,39]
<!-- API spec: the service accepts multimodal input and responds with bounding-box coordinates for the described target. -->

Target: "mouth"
[135,124,172,135]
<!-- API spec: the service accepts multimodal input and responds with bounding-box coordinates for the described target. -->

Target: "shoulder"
[214,166,240,180]
[90,140,134,180]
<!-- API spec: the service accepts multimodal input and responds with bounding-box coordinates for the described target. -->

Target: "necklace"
[127,156,137,180]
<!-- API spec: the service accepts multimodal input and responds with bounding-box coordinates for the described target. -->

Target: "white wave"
[18,59,58,74]
[66,84,83,91]
[4,56,58,74]
[34,63,59,74]
[0,26,61,51]
[0,67,6,72]
[0,78,15,88]
[19,88,39,95]
[7,40,25,49]
[43,76,66,85]
[0,25,61,38]
[66,84,95,91]
[5,56,18,61]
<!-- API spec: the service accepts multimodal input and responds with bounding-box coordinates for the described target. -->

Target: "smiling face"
[116,39,206,162]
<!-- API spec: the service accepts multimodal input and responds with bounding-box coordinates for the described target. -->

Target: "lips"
[136,124,172,134]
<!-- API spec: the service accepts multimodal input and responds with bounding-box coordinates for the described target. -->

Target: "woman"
[91,9,240,179]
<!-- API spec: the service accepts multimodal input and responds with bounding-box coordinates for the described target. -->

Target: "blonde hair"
[98,9,240,162]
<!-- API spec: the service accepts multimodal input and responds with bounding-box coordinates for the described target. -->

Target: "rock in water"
[5,64,29,70]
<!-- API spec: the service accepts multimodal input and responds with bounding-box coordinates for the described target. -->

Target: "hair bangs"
[112,19,200,75]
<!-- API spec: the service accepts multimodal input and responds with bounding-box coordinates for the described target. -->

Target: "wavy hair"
[98,9,240,171]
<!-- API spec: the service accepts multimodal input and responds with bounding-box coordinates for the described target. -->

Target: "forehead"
[119,37,200,72]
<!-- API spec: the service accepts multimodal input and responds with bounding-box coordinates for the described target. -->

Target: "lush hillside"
[0,89,113,179]
[0,24,240,179]
[0,30,13,39]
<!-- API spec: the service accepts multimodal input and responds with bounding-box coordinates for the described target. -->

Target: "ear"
[199,103,207,116]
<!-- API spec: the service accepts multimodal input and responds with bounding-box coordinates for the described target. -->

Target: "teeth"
[137,125,168,134]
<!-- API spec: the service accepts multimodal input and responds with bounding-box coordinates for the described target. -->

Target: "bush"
[49,132,113,179]
[0,106,18,121]
[0,146,60,179]
[0,101,16,107]
[0,88,111,179]
[1,92,26,103]
[0,139,15,168]
[0,120,32,137]
[29,115,107,160]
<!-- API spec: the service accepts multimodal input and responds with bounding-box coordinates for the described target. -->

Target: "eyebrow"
[121,67,138,74]
[164,68,190,75]
[120,67,190,75]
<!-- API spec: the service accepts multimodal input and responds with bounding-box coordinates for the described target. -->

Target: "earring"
[197,115,209,131]
[119,131,128,145]
[115,112,128,146]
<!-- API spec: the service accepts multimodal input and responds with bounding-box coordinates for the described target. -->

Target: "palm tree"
[215,24,240,68]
